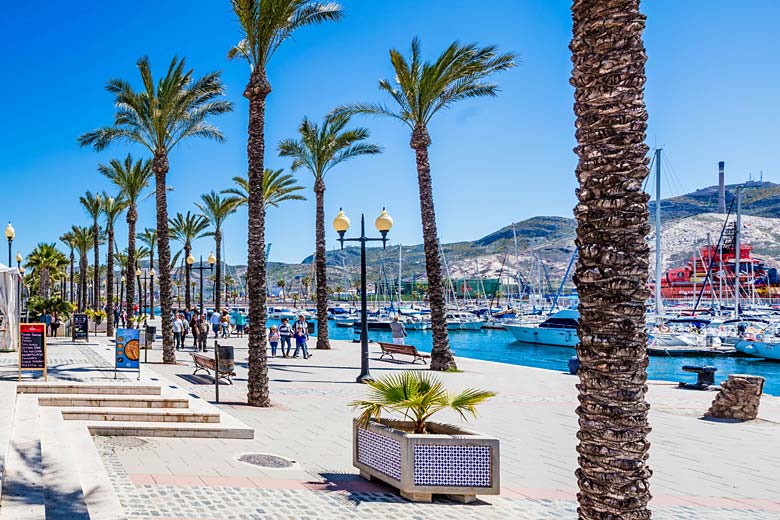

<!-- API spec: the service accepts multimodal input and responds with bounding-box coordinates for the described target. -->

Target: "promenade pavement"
[1,325,779,519]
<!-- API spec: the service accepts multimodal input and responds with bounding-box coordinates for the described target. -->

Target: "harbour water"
[325,324,780,396]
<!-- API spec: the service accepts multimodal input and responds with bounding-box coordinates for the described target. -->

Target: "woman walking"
[279,318,293,358]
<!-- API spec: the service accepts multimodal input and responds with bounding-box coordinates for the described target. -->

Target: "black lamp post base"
[356,372,374,384]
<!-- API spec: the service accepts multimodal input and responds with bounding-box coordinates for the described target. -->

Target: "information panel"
[72,313,89,341]
[115,328,140,378]
[19,323,47,380]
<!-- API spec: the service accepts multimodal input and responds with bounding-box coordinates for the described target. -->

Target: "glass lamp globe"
[207,252,216,266]
[136,268,142,277]
[186,253,195,265]
[15,252,22,263]
[333,209,350,233]
[150,268,156,277]
[375,208,394,233]
[5,222,15,240]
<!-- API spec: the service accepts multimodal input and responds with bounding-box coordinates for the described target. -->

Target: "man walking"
[198,315,209,352]
[209,309,221,338]
[173,314,183,351]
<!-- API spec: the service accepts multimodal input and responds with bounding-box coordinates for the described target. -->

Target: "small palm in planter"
[350,371,500,503]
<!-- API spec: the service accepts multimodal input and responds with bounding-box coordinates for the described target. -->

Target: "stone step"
[37,395,189,409]
[60,408,220,423]
[0,395,45,519]
[17,383,160,396]
[85,420,253,439]
[39,408,89,519]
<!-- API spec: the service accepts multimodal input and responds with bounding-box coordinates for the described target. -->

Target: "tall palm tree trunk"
[185,244,192,311]
[79,254,88,312]
[126,207,137,326]
[411,126,455,371]
[93,222,100,310]
[149,247,156,318]
[69,250,74,304]
[153,153,175,363]
[570,1,652,519]
[215,230,222,312]
[245,72,271,407]
[314,182,329,349]
[106,224,115,337]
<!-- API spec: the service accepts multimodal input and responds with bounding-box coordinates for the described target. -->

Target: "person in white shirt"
[172,314,184,350]
[209,310,222,338]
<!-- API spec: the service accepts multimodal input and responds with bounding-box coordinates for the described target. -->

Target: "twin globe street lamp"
[187,252,215,316]
[333,208,393,383]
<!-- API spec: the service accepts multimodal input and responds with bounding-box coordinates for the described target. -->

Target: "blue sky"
[1,1,778,265]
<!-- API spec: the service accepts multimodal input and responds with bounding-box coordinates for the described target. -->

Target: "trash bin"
[217,344,234,374]
[145,326,156,347]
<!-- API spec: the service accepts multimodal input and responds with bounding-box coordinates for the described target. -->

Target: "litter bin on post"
[217,344,234,375]
[144,326,156,363]
[145,326,156,347]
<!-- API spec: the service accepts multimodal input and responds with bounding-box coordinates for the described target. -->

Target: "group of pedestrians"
[268,315,312,359]
[169,308,247,352]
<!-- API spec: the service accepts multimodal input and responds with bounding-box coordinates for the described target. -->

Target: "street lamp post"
[136,267,142,319]
[119,273,125,318]
[138,269,151,319]
[5,223,15,267]
[333,208,394,383]
[187,253,215,315]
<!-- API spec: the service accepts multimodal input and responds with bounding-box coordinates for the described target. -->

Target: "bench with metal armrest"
[377,342,431,365]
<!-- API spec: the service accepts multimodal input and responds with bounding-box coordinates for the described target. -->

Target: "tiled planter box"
[353,418,500,503]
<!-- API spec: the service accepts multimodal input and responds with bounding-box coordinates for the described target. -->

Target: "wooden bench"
[191,353,235,384]
[377,342,431,365]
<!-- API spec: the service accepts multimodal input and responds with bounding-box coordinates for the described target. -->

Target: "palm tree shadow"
[4,443,93,519]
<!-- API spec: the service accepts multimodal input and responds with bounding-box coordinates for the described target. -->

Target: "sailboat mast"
[654,148,663,319]
[734,187,742,318]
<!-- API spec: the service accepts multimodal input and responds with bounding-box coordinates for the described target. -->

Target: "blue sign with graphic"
[115,328,140,369]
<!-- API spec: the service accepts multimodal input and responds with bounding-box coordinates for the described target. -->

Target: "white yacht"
[504,309,579,347]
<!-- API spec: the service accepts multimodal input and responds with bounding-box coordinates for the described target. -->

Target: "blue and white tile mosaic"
[413,444,492,487]
[357,428,402,481]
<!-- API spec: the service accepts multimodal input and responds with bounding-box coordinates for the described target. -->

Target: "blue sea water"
[323,324,780,396]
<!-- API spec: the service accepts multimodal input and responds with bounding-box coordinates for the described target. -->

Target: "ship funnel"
[718,161,726,213]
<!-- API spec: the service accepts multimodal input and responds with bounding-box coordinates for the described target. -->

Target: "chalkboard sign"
[19,323,47,380]
[72,313,89,341]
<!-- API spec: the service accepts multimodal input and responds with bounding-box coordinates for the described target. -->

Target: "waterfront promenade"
[1,327,779,519]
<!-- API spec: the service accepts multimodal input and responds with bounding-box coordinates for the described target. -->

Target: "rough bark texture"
[215,230,222,312]
[149,245,155,319]
[314,181,329,349]
[410,125,456,371]
[69,249,74,304]
[106,223,115,337]
[92,221,100,310]
[153,152,175,363]
[570,1,653,519]
[39,269,51,298]
[245,70,271,407]
[705,374,765,421]
[126,205,137,327]
[78,253,87,312]
[184,244,192,311]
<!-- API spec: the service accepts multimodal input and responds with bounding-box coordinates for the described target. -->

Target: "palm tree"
[24,243,69,298]
[138,228,157,318]
[570,2,653,517]
[276,279,286,301]
[98,154,152,326]
[59,232,76,303]
[335,38,517,370]
[197,192,238,313]
[301,275,311,301]
[278,113,380,349]
[79,56,232,364]
[223,168,306,209]
[71,226,94,312]
[350,371,495,435]
[229,0,343,406]
[102,193,127,336]
[170,211,209,312]
[80,191,103,310]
